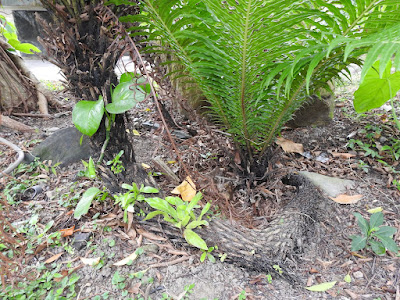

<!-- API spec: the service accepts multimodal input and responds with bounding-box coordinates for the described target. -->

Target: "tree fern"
[118,0,400,163]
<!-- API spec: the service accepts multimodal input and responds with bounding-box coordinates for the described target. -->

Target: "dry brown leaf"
[128,282,142,294]
[171,176,196,201]
[59,225,76,237]
[330,194,363,204]
[113,252,138,266]
[34,242,48,255]
[276,137,304,154]
[54,269,68,282]
[331,152,356,159]
[45,252,63,264]
[137,228,166,241]
[80,257,101,266]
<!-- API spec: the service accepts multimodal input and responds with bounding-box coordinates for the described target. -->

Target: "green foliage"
[114,183,159,222]
[0,14,41,54]
[74,187,103,219]
[107,150,125,174]
[200,246,216,263]
[143,193,211,250]
[72,72,148,137]
[118,0,400,160]
[351,211,399,256]
[78,157,97,178]
[354,61,400,113]
[0,265,80,299]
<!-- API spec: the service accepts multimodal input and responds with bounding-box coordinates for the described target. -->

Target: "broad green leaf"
[351,235,367,252]
[353,213,369,236]
[305,281,337,292]
[186,220,208,230]
[354,61,400,113]
[144,197,178,221]
[375,235,399,253]
[142,211,167,221]
[7,39,41,54]
[140,186,159,194]
[186,192,202,212]
[207,253,216,263]
[369,212,384,229]
[106,82,146,114]
[122,183,133,190]
[183,228,208,250]
[120,72,140,83]
[198,202,210,221]
[344,274,351,283]
[74,187,101,219]
[374,226,397,238]
[181,215,191,228]
[72,96,104,136]
[369,240,386,256]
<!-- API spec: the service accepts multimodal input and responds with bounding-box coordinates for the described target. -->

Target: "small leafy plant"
[115,183,159,222]
[144,193,211,251]
[78,157,97,178]
[0,14,41,54]
[107,150,125,174]
[351,211,399,256]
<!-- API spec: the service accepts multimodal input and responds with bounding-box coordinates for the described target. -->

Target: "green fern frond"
[118,0,400,161]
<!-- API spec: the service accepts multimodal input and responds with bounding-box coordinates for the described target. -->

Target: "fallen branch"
[0,114,35,132]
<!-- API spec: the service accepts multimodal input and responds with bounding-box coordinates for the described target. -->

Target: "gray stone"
[299,171,356,198]
[171,130,191,140]
[32,127,92,166]
[287,90,335,128]
[12,10,51,55]
[72,232,92,250]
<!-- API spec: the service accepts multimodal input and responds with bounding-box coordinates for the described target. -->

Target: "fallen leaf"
[113,252,139,266]
[309,267,319,274]
[234,151,241,165]
[132,129,140,136]
[141,163,151,169]
[128,282,142,294]
[368,207,383,214]
[34,242,48,255]
[305,281,337,292]
[344,289,359,299]
[171,176,196,201]
[276,137,304,154]
[331,152,356,159]
[167,160,176,164]
[80,257,101,266]
[136,228,166,241]
[330,194,363,204]
[54,269,68,282]
[60,225,76,237]
[45,252,63,264]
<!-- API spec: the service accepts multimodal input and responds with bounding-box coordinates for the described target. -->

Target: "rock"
[72,232,92,250]
[12,10,52,56]
[299,171,356,198]
[142,121,160,130]
[353,271,363,279]
[32,127,92,166]
[171,130,191,139]
[287,88,335,128]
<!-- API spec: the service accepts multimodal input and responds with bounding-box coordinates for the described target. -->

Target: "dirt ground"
[1,80,399,299]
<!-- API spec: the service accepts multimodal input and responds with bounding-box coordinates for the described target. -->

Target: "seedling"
[114,183,159,223]
[143,193,211,251]
[107,150,125,174]
[351,211,399,255]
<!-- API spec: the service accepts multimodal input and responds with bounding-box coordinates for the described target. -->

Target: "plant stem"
[390,97,400,131]
[98,118,112,164]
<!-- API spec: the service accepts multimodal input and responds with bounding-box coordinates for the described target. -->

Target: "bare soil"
[1,83,399,300]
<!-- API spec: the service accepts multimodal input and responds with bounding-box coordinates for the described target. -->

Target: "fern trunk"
[141,175,324,284]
